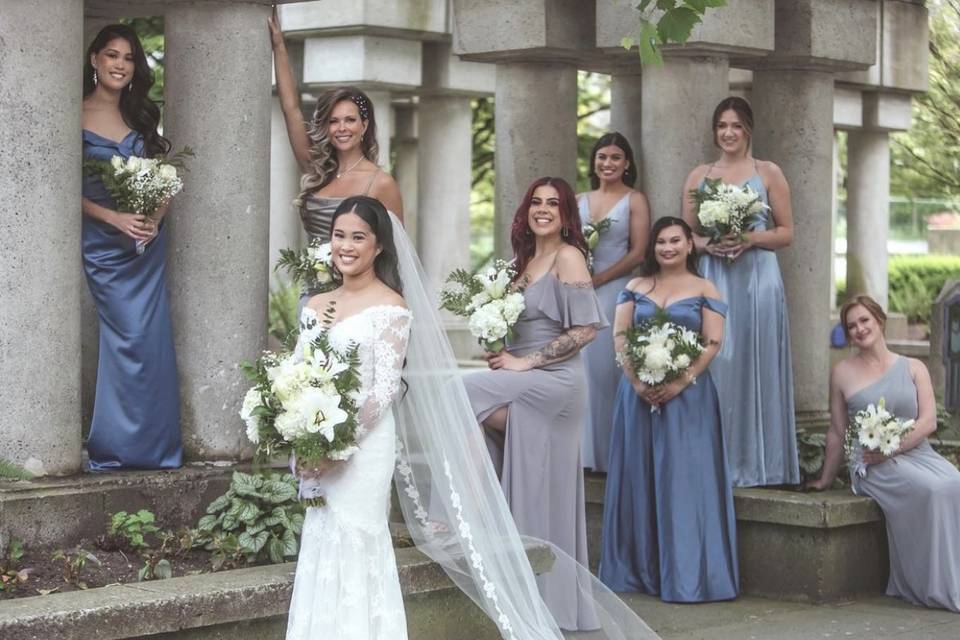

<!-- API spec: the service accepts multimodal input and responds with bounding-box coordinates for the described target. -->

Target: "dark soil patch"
[0,541,222,600]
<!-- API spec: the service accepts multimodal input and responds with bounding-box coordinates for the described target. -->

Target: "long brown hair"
[509,177,587,282]
[711,96,754,149]
[294,87,380,208]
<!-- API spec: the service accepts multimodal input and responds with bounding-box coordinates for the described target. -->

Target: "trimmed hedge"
[836,255,960,323]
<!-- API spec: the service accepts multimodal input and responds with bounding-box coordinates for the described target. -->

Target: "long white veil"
[387,213,660,639]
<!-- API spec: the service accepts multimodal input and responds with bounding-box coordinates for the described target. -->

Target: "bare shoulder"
[305,290,338,314]
[906,356,931,379]
[629,190,649,209]
[557,243,588,265]
[684,163,710,186]
[371,170,400,194]
[626,276,653,293]
[375,285,407,311]
[697,277,721,300]
[756,159,786,182]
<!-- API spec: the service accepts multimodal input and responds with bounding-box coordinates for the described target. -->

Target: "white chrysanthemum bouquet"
[276,240,338,293]
[690,177,767,251]
[439,260,526,352]
[240,315,362,506]
[845,397,914,476]
[617,310,703,406]
[582,217,613,272]
[84,147,194,254]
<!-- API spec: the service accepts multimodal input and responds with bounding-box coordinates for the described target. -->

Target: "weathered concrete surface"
[846,129,891,308]
[163,2,272,462]
[0,466,237,551]
[838,0,930,92]
[279,0,449,37]
[609,71,643,181]
[302,34,423,91]
[0,0,84,477]
[0,540,554,640]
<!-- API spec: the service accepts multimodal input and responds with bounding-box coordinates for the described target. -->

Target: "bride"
[284,196,659,639]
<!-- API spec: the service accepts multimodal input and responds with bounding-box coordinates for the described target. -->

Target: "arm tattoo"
[525,326,595,368]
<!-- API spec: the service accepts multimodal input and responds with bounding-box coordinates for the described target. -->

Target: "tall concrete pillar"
[164,2,272,461]
[366,90,393,169]
[752,69,835,420]
[493,62,578,256]
[393,104,419,248]
[641,56,730,220]
[830,133,840,310]
[417,95,473,291]
[846,129,891,309]
[270,96,304,275]
[0,0,84,476]
[610,70,643,181]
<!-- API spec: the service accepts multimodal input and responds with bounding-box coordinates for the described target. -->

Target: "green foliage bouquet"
[582,217,613,272]
[276,240,338,294]
[689,178,767,250]
[439,260,525,352]
[617,309,704,393]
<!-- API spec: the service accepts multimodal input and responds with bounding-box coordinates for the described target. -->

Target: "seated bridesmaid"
[600,216,738,603]
[807,295,960,613]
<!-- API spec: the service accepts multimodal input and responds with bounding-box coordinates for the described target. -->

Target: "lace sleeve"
[356,308,412,435]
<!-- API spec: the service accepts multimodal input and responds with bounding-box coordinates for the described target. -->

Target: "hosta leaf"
[238,530,269,554]
[237,502,261,524]
[260,480,298,504]
[246,521,267,535]
[281,528,299,556]
[288,512,305,534]
[206,494,230,514]
[232,472,260,496]
[267,537,285,564]
[657,6,700,44]
[197,515,218,532]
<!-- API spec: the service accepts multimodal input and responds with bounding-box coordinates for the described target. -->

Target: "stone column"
[417,95,473,291]
[164,2,272,461]
[393,104,419,248]
[270,97,304,274]
[366,90,393,169]
[752,69,835,420]
[846,129,890,309]
[641,55,730,220]
[610,70,643,180]
[830,133,840,310]
[0,0,84,476]
[494,62,578,256]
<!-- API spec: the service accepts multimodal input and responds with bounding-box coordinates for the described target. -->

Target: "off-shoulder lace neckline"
[302,304,411,330]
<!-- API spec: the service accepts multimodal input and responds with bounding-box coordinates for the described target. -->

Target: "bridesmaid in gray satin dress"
[682,96,799,487]
[269,8,403,250]
[808,295,960,613]
[578,133,649,471]
[463,177,606,631]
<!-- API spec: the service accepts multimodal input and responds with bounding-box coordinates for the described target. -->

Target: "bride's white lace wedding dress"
[285,304,412,640]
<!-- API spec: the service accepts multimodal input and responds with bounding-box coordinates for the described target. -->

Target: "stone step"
[0,536,554,640]
[584,473,888,603]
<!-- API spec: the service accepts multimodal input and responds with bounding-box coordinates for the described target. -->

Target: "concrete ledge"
[0,541,554,640]
[734,487,881,528]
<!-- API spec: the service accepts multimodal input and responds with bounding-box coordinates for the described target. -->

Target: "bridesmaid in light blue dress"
[81,25,181,470]
[808,296,960,612]
[601,217,738,603]
[578,133,649,471]
[682,96,799,487]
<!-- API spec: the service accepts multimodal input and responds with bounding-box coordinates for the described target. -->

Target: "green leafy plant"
[620,0,729,65]
[0,537,31,593]
[193,471,304,570]
[108,509,160,550]
[0,458,33,481]
[796,430,827,480]
[269,281,301,348]
[52,547,101,590]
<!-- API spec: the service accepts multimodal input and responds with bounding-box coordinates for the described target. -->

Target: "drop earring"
[93,69,98,85]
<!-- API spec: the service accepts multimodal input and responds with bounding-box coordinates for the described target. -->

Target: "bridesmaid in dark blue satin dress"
[81,24,181,470]
[600,217,738,603]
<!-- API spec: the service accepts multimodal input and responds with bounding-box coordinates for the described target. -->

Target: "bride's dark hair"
[331,196,403,295]
[83,24,170,158]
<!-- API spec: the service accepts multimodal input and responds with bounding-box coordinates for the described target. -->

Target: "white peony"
[469,302,509,343]
[240,387,263,444]
[698,199,730,227]
[501,292,525,325]
[125,156,143,173]
[110,155,124,172]
[159,164,178,180]
[644,343,673,372]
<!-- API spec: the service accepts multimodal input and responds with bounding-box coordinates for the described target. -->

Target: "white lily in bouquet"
[689,178,767,258]
[844,397,914,478]
[582,217,613,272]
[617,310,704,412]
[84,147,194,254]
[239,315,363,507]
[439,259,526,352]
[276,240,338,294]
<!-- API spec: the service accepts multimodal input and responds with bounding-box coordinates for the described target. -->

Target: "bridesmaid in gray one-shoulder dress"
[463,177,607,631]
[809,296,960,613]
[577,133,648,471]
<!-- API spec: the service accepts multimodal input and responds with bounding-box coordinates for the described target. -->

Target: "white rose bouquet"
[689,178,767,254]
[276,240,338,294]
[617,310,704,409]
[439,260,526,352]
[845,397,914,477]
[582,217,613,272]
[240,319,363,506]
[84,147,194,254]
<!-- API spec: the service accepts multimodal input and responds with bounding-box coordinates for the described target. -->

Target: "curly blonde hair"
[294,87,380,209]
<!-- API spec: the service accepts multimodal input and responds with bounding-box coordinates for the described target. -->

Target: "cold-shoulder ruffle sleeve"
[616,289,637,305]
[534,278,609,330]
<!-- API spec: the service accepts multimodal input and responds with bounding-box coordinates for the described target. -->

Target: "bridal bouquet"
[276,240,338,293]
[582,217,613,271]
[845,397,914,476]
[84,147,194,254]
[439,260,525,352]
[689,178,767,249]
[240,323,363,506]
[617,311,703,388]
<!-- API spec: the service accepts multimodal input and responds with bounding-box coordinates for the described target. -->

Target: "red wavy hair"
[509,177,587,282]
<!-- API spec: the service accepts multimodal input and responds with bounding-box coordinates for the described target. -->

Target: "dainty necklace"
[336,156,364,179]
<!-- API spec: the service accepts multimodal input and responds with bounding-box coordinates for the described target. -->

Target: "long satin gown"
[82,129,182,470]
[463,273,606,631]
[848,356,960,613]
[578,193,634,471]
[698,173,799,487]
[600,291,739,603]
